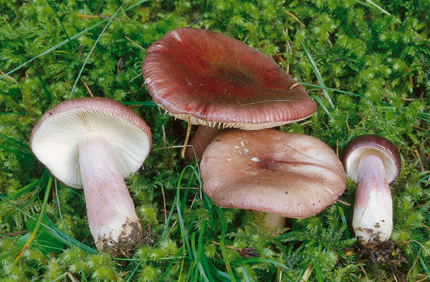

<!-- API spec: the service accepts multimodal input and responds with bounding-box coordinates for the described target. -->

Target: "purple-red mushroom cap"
[200,129,346,218]
[341,134,401,185]
[142,28,317,130]
[30,97,152,188]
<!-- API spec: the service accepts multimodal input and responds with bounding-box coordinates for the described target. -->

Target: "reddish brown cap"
[30,97,152,188]
[142,28,316,130]
[341,134,401,184]
[200,129,346,218]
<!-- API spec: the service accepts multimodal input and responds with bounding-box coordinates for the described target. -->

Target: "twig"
[421,223,430,232]
[66,272,81,282]
[3,230,28,237]
[76,14,126,21]
[210,241,261,258]
[152,145,193,151]
[299,265,313,282]
[0,70,19,84]
[336,139,339,157]
[83,81,94,97]
[413,148,424,172]
[161,124,167,147]
[360,264,368,278]
[161,185,167,223]
[127,73,146,94]
[181,119,192,158]
[284,10,305,27]
[357,110,370,127]
[299,120,312,126]
[125,36,146,50]
[405,65,413,88]
[290,82,300,90]
[336,199,351,206]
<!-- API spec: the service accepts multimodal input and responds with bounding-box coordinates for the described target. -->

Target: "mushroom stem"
[353,152,393,245]
[186,126,225,160]
[254,211,286,230]
[79,133,144,257]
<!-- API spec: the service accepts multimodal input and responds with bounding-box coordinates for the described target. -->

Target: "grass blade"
[14,176,52,263]
[242,265,251,282]
[300,40,334,109]
[0,145,33,156]
[352,0,401,23]
[0,134,30,150]
[53,180,96,254]
[233,257,289,270]
[411,241,430,278]
[299,82,363,98]
[1,22,106,81]
[27,62,52,104]
[1,0,150,82]
[217,208,237,282]
[0,179,40,204]
[68,1,128,99]
[313,260,323,282]
[310,94,333,119]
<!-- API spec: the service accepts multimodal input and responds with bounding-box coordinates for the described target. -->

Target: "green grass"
[1,0,429,281]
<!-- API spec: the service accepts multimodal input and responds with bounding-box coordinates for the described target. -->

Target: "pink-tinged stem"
[186,126,224,160]
[353,152,393,245]
[79,133,144,257]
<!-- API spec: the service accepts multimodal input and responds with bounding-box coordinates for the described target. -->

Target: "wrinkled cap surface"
[142,28,316,130]
[30,97,152,188]
[200,129,346,218]
[341,134,401,184]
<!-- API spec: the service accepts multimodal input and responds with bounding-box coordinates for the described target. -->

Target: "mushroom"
[185,126,225,160]
[142,27,316,158]
[30,97,153,257]
[341,134,401,245]
[200,129,346,228]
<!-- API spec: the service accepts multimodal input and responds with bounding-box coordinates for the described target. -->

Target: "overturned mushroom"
[30,97,153,257]
[342,134,401,246]
[200,129,346,228]
[142,27,316,158]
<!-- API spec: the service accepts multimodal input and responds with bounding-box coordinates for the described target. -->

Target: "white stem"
[353,152,393,245]
[79,133,143,256]
[254,211,286,230]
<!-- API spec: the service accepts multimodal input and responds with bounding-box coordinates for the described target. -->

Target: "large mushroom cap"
[341,134,401,184]
[200,129,346,218]
[142,28,317,130]
[30,97,152,188]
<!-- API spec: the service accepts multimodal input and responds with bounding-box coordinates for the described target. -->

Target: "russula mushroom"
[342,134,401,246]
[142,27,316,158]
[30,97,153,257]
[200,129,346,228]
[185,126,225,160]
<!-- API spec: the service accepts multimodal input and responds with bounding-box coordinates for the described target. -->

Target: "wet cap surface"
[142,28,317,129]
[341,134,401,184]
[200,129,346,218]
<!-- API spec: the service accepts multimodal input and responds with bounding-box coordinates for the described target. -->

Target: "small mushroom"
[200,129,346,228]
[142,28,316,158]
[341,134,401,246]
[30,97,153,257]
